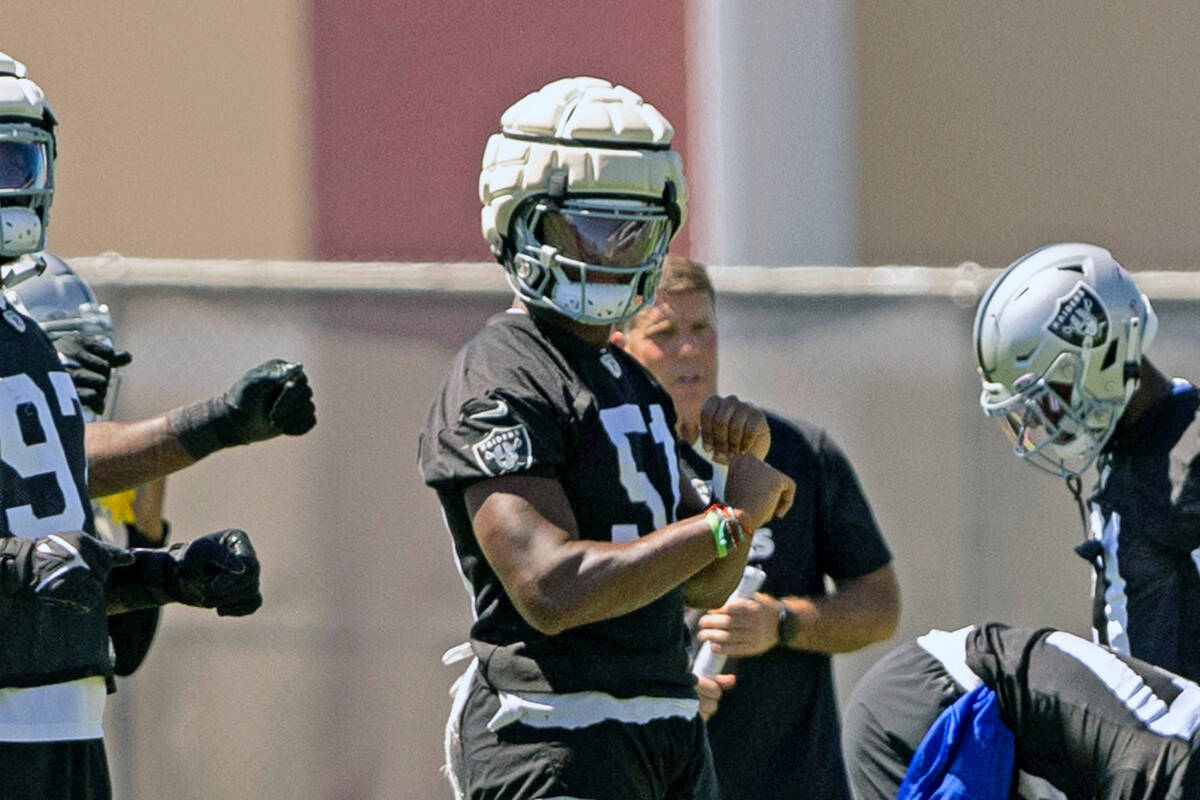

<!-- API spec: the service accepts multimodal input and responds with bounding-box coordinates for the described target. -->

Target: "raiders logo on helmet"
[471,424,533,477]
[1048,283,1109,347]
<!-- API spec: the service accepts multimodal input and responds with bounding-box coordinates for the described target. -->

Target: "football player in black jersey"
[0,53,310,800]
[419,77,795,800]
[8,253,169,680]
[8,252,317,681]
[843,622,1200,800]
[975,244,1200,682]
[612,255,900,800]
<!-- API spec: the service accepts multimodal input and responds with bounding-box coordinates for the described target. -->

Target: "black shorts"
[0,738,110,800]
[450,673,719,800]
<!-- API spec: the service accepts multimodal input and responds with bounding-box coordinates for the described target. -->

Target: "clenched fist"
[51,332,132,417]
[168,359,316,460]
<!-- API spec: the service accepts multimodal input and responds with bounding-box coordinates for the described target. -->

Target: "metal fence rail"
[66,255,1200,305]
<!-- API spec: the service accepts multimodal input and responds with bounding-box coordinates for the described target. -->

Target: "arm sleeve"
[107,520,168,676]
[814,430,893,581]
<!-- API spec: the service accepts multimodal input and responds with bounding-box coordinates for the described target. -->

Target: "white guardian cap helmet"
[974,243,1157,478]
[479,77,687,324]
[0,53,56,265]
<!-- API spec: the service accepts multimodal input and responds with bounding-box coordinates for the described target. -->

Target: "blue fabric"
[896,685,1014,800]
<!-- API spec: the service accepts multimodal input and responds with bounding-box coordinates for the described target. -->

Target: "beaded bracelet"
[704,503,745,558]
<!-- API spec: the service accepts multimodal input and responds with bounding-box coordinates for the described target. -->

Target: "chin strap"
[1067,474,1109,646]
[1066,475,1089,543]
[1123,316,1143,396]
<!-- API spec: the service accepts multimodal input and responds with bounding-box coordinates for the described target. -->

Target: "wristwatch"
[777,601,800,647]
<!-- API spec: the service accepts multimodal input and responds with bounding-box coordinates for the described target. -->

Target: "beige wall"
[74,275,1198,799]
[857,1,1200,268]
[6,2,312,260]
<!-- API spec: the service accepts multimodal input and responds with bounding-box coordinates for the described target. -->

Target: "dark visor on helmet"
[0,140,50,192]
[535,206,670,269]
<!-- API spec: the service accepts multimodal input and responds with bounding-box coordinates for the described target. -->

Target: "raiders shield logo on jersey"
[472,424,533,477]
[600,352,622,379]
[1048,283,1109,346]
[2,309,25,333]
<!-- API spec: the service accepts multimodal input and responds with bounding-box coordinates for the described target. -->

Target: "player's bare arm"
[129,478,168,545]
[467,453,792,636]
[85,416,192,498]
[85,359,316,496]
[698,563,899,657]
[467,475,728,635]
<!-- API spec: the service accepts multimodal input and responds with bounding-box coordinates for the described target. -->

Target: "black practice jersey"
[968,624,1200,799]
[845,623,1200,800]
[1087,380,1200,681]
[682,413,891,800]
[419,310,694,698]
[0,295,106,687]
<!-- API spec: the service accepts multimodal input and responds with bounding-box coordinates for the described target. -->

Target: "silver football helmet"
[0,53,56,267]
[974,243,1157,478]
[479,77,687,324]
[9,252,120,421]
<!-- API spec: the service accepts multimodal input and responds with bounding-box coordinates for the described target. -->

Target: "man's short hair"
[618,255,716,332]
[658,256,716,305]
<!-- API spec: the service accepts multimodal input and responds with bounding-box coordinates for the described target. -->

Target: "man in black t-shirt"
[419,77,796,800]
[843,622,1200,800]
[613,256,900,800]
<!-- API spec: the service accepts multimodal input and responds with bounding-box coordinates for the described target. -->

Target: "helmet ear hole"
[662,181,680,233]
[1100,339,1119,371]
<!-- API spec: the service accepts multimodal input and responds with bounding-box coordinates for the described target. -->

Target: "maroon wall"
[312,1,691,262]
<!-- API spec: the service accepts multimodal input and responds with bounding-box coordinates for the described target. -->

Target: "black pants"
[0,739,110,800]
[451,673,719,800]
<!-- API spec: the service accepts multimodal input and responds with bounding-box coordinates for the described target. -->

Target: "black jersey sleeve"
[966,622,1200,799]
[813,428,892,581]
[420,318,576,490]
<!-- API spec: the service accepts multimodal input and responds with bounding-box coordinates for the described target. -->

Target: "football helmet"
[0,53,56,266]
[479,77,687,324]
[9,252,120,420]
[974,243,1157,478]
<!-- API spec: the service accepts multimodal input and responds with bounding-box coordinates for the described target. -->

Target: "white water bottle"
[692,565,767,678]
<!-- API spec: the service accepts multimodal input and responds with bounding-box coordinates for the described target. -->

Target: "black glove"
[169,529,262,616]
[106,529,262,617]
[167,360,316,460]
[50,332,133,417]
[0,532,134,614]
